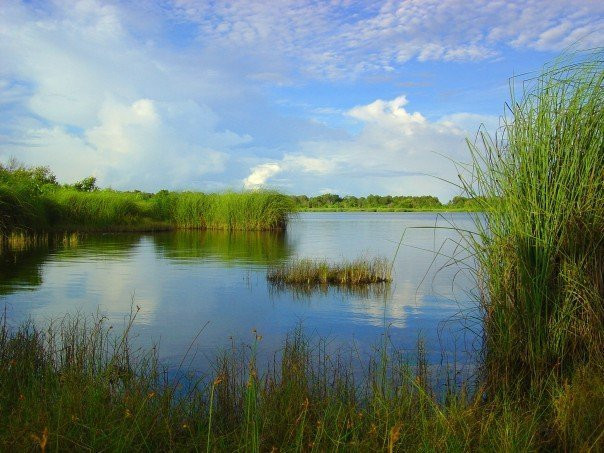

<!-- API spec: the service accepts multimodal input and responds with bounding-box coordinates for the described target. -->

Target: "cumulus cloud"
[242,95,498,199]
[3,96,237,190]
[243,163,282,189]
[0,0,250,190]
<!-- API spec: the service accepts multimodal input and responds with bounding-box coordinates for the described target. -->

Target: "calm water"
[0,212,480,374]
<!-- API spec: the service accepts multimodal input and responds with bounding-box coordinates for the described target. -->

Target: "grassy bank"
[268,257,392,286]
[1,313,602,451]
[0,167,292,233]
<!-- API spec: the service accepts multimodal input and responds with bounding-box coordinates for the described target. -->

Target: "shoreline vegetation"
[0,165,292,234]
[0,50,602,451]
[0,312,553,452]
[0,162,482,240]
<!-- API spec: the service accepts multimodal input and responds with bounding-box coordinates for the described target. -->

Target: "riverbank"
[290,194,481,212]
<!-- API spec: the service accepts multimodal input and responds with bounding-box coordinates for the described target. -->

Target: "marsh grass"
[1,311,601,451]
[267,257,392,286]
[168,190,293,230]
[0,183,292,234]
[268,280,391,299]
[461,49,604,393]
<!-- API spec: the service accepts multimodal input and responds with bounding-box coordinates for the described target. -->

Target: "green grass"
[462,49,604,394]
[267,257,392,286]
[1,312,602,451]
[168,190,293,230]
[296,206,479,212]
[0,172,293,233]
[47,189,158,230]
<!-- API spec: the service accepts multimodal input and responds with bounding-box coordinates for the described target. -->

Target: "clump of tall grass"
[0,185,50,234]
[267,257,392,285]
[170,190,292,230]
[268,279,391,299]
[463,50,604,392]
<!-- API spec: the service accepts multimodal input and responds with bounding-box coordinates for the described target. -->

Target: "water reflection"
[0,247,46,295]
[152,230,291,265]
[268,281,392,300]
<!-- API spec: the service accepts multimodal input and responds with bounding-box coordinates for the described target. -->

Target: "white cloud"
[243,154,337,189]
[174,0,604,79]
[0,0,601,196]
[0,0,249,190]
[2,96,243,190]
[242,95,498,199]
[243,163,282,189]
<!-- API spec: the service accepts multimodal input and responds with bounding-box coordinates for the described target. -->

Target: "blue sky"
[1,0,602,200]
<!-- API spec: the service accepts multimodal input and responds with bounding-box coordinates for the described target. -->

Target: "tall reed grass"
[0,184,292,233]
[48,189,147,229]
[168,190,292,230]
[463,50,604,392]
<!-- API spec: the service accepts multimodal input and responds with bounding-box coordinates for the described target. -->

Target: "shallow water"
[0,212,480,374]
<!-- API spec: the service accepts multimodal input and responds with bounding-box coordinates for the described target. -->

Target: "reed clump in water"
[267,257,392,286]
[166,190,292,230]
[464,50,604,393]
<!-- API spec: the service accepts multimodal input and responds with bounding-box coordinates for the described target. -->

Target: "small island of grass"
[267,257,392,285]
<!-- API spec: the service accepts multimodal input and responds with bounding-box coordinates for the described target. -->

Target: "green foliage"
[463,50,604,393]
[167,190,293,230]
[0,164,292,233]
[47,189,143,228]
[268,257,392,285]
[446,196,484,210]
[290,193,453,211]
[0,164,55,233]
[72,176,98,192]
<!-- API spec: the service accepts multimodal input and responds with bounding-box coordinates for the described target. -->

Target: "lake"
[0,212,480,377]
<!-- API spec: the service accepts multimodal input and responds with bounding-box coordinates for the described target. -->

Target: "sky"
[0,0,602,200]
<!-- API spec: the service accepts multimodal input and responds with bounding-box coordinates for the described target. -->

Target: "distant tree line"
[289,193,482,211]
[0,159,99,194]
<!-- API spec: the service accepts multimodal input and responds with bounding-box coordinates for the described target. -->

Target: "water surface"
[0,212,480,373]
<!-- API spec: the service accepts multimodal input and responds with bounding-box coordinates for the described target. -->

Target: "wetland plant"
[463,49,604,393]
[267,257,392,286]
